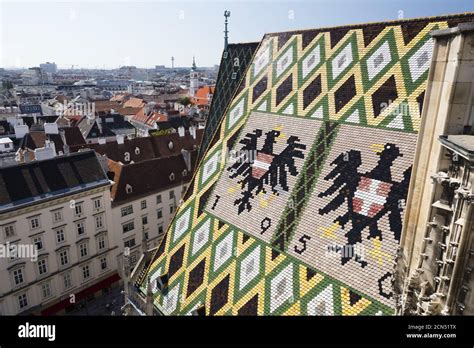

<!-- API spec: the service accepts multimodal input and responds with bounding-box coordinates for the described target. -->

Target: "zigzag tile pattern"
[141,13,474,315]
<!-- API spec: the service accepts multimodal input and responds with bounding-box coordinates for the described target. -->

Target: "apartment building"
[108,149,197,272]
[0,151,119,315]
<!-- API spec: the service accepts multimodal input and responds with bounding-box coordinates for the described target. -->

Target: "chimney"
[116,134,125,145]
[189,126,196,140]
[14,124,29,139]
[45,139,57,154]
[34,145,56,161]
[63,143,70,156]
[97,119,103,134]
[44,122,59,135]
[181,149,192,172]
[177,126,185,137]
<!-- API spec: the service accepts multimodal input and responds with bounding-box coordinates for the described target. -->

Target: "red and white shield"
[353,176,392,218]
[252,152,274,179]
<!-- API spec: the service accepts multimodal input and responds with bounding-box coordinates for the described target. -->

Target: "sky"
[0,0,472,69]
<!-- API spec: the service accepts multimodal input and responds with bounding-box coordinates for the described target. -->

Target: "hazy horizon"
[0,0,472,69]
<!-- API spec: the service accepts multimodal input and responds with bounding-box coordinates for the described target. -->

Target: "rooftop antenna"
[224,10,230,50]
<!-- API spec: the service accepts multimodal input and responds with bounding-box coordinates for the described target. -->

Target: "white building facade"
[0,152,120,315]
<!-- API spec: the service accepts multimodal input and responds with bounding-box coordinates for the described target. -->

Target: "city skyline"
[1,0,473,69]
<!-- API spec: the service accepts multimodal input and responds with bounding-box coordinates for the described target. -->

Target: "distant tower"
[190,56,198,97]
[171,56,175,69]
[224,10,231,50]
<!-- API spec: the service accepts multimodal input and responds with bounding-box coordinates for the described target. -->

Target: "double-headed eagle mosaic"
[227,128,306,214]
[319,143,412,266]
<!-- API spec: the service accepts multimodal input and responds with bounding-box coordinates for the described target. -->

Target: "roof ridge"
[264,12,474,37]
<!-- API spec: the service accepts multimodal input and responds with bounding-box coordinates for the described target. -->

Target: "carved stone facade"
[395,22,474,316]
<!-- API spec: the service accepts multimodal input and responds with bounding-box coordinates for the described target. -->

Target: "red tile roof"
[123,97,145,109]
[192,86,215,106]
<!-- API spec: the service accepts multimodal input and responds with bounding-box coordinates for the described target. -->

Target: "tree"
[178,97,192,106]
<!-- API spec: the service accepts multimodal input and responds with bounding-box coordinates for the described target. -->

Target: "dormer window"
[168,141,174,150]
[126,184,133,194]
[134,147,140,155]
[182,169,188,177]
[169,173,175,181]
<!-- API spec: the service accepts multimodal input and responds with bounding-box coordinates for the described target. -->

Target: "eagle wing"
[227,129,261,180]
[264,135,306,194]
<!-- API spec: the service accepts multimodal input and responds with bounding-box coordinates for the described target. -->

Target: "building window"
[100,257,108,270]
[157,209,163,220]
[41,282,52,299]
[37,259,48,276]
[52,210,63,223]
[130,254,137,265]
[158,224,164,235]
[59,250,69,266]
[9,243,18,261]
[13,268,24,285]
[97,235,106,250]
[18,294,28,310]
[79,243,88,258]
[142,215,148,225]
[82,265,91,280]
[124,238,136,249]
[29,216,40,230]
[169,204,175,214]
[122,221,134,233]
[141,200,147,210]
[93,198,102,210]
[121,205,133,217]
[95,214,104,230]
[156,194,162,204]
[32,236,44,251]
[63,273,73,290]
[76,221,85,235]
[169,190,175,200]
[3,223,15,238]
[56,228,65,244]
[74,203,83,216]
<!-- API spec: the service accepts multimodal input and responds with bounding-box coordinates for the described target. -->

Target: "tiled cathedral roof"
[140,13,474,316]
[197,42,260,164]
